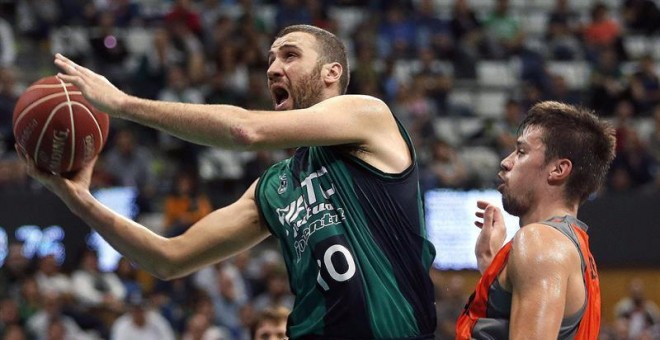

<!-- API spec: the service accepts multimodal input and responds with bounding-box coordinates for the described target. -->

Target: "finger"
[476,200,491,209]
[492,206,505,228]
[475,211,484,218]
[475,221,484,229]
[56,72,79,85]
[54,54,81,75]
[484,205,495,228]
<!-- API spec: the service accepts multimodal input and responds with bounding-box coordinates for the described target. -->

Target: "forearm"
[67,190,175,278]
[119,96,252,149]
[476,254,493,274]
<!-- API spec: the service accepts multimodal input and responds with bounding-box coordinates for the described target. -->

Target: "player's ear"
[548,158,572,183]
[322,62,342,86]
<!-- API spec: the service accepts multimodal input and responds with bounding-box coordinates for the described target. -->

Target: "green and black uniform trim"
[255,119,436,339]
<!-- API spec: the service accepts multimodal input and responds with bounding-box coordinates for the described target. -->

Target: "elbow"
[145,247,188,280]
[150,262,188,281]
[229,123,261,150]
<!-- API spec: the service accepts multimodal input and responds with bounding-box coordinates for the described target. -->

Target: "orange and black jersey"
[456,216,601,340]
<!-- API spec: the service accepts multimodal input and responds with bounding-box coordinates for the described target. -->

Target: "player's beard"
[501,187,532,218]
[292,63,325,109]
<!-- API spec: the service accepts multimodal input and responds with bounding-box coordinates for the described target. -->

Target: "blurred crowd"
[0,0,659,339]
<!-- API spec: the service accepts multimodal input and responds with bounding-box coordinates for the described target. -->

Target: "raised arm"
[53,55,407,170]
[19,149,270,280]
[506,224,580,340]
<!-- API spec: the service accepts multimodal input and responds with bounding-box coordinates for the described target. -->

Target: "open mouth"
[272,86,290,109]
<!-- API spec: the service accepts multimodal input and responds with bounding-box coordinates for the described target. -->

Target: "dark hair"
[519,101,616,203]
[276,25,350,95]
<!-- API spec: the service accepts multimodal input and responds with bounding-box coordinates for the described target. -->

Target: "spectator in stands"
[70,249,125,314]
[16,277,40,322]
[274,0,311,34]
[377,5,417,59]
[482,0,525,59]
[493,99,524,158]
[545,0,583,61]
[424,138,469,191]
[349,43,383,98]
[0,15,16,67]
[0,67,27,189]
[520,82,546,113]
[182,312,229,340]
[251,306,289,340]
[546,73,583,106]
[625,54,660,116]
[614,278,660,339]
[163,170,213,237]
[610,128,655,191]
[207,42,249,97]
[197,146,250,208]
[157,65,206,165]
[588,48,625,116]
[152,276,202,333]
[165,0,202,37]
[622,0,660,35]
[114,257,142,304]
[25,291,87,340]
[252,266,294,313]
[166,14,206,86]
[307,0,335,32]
[414,48,453,115]
[130,27,173,100]
[2,323,27,340]
[0,297,22,337]
[583,2,624,63]
[391,75,437,153]
[548,0,582,35]
[34,254,72,297]
[102,127,157,214]
[0,243,32,299]
[210,266,247,336]
[88,10,130,88]
[110,291,176,340]
[0,66,19,155]
[414,0,454,60]
[449,0,482,78]
[16,0,61,42]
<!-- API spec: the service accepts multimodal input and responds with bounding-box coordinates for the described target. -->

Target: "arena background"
[0,0,659,338]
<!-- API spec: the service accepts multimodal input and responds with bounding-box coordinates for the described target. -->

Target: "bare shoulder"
[314,95,391,116]
[509,223,580,271]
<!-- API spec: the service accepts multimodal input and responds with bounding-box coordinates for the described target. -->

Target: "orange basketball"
[12,75,110,174]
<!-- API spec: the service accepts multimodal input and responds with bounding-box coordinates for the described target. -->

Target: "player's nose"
[267,60,283,81]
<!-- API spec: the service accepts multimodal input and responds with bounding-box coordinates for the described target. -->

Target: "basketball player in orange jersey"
[456,101,616,339]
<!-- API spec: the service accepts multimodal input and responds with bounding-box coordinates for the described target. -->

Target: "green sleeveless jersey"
[255,123,437,339]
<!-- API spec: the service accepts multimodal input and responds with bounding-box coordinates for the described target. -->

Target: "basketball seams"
[13,91,83,128]
[14,75,108,174]
[27,83,76,90]
[33,106,63,172]
[57,78,76,172]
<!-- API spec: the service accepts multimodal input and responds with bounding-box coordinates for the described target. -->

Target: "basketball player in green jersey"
[21,25,437,338]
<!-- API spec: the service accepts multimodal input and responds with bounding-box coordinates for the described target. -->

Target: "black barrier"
[0,188,135,271]
[579,191,660,267]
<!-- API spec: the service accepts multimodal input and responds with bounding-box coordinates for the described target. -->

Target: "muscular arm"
[51,172,269,280]
[506,224,580,339]
[54,54,409,172]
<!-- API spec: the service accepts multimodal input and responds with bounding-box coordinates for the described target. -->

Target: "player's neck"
[520,201,578,227]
